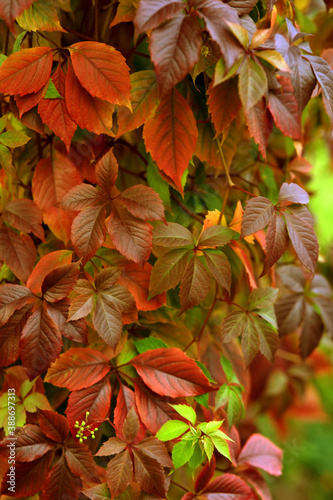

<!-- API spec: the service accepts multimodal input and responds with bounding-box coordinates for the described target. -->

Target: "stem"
[215,135,235,188]
[36,31,60,49]
[276,349,301,363]
[63,27,97,41]
[170,192,204,223]
[232,185,257,197]
[116,139,148,166]
[183,294,218,352]
[170,481,188,493]
[93,0,100,40]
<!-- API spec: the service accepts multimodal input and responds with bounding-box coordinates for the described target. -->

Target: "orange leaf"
[0,46,53,95]
[69,41,131,107]
[143,88,198,192]
[119,262,166,311]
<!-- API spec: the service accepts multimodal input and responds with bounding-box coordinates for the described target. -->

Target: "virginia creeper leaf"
[241,197,274,237]
[179,254,211,312]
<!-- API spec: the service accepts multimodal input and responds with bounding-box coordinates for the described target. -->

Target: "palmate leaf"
[65,437,101,483]
[45,347,110,391]
[1,454,53,497]
[241,197,274,237]
[72,205,107,264]
[106,450,133,498]
[65,63,115,136]
[41,262,80,303]
[0,0,35,31]
[143,88,198,192]
[38,65,77,152]
[201,473,254,498]
[133,448,166,497]
[0,424,53,462]
[16,0,66,32]
[237,433,283,476]
[150,12,202,97]
[2,199,44,241]
[134,0,183,34]
[268,76,302,140]
[0,226,37,283]
[0,283,33,327]
[149,248,190,297]
[131,347,212,397]
[41,456,82,500]
[203,249,231,293]
[0,46,53,95]
[238,57,268,112]
[120,262,166,311]
[180,254,211,313]
[208,78,242,134]
[300,303,323,359]
[116,70,159,138]
[245,97,273,158]
[156,420,190,441]
[119,185,165,221]
[15,80,49,117]
[69,41,131,108]
[260,212,288,277]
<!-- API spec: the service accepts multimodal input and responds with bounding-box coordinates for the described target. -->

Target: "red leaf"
[0,283,33,327]
[245,98,273,159]
[195,0,243,71]
[134,0,183,34]
[202,473,253,499]
[42,262,80,303]
[238,469,272,500]
[71,205,107,263]
[238,433,283,476]
[0,425,53,462]
[41,456,82,500]
[1,453,53,497]
[68,292,95,322]
[300,303,323,359]
[150,13,202,96]
[69,41,131,107]
[32,152,82,243]
[45,347,110,391]
[179,254,211,312]
[143,88,198,192]
[96,437,127,456]
[27,250,73,294]
[231,242,257,291]
[58,183,102,211]
[92,295,124,349]
[241,197,274,238]
[131,347,212,397]
[108,205,152,266]
[268,77,302,139]
[208,79,242,134]
[106,449,133,498]
[38,65,77,152]
[15,80,49,117]
[260,212,288,277]
[0,0,35,31]
[20,304,62,379]
[2,199,44,241]
[195,455,216,493]
[119,185,165,221]
[38,409,70,443]
[116,70,159,138]
[135,437,173,468]
[0,304,31,367]
[66,379,111,432]
[114,384,136,436]
[227,0,258,14]
[135,382,183,434]
[65,437,101,483]
[0,46,53,95]
[65,62,115,136]
[120,262,166,311]
[122,406,140,442]
[284,206,319,272]
[95,149,119,195]
[0,226,36,283]
[275,294,304,337]
[278,182,310,205]
[46,300,88,343]
[133,448,166,497]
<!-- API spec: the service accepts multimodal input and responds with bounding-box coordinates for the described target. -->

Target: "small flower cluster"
[74,411,98,443]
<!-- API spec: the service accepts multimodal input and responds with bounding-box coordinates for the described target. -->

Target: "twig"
[183,294,218,352]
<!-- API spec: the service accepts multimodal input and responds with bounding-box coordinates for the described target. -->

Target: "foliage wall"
[0,0,332,499]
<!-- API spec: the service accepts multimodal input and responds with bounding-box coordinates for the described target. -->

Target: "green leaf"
[0,115,7,133]
[248,287,278,311]
[198,225,237,247]
[13,31,27,53]
[239,57,268,112]
[45,79,62,98]
[169,404,197,425]
[20,378,36,398]
[203,435,214,462]
[156,420,189,442]
[149,248,189,297]
[0,55,7,66]
[215,384,230,410]
[0,144,15,177]
[172,438,195,469]
[220,355,233,381]
[23,392,50,412]
[257,304,278,328]
[227,386,245,428]
[0,130,31,148]
[188,441,205,471]
[194,393,209,409]
[133,337,167,353]
[210,435,231,461]
[195,360,215,383]
[198,421,224,435]
[147,158,171,209]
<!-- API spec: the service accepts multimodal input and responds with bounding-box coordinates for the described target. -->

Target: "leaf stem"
[183,293,218,352]
[170,192,204,223]
[215,135,235,188]
[170,480,189,493]
[36,31,60,49]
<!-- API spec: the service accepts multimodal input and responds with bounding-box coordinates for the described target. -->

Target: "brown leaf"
[260,212,288,277]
